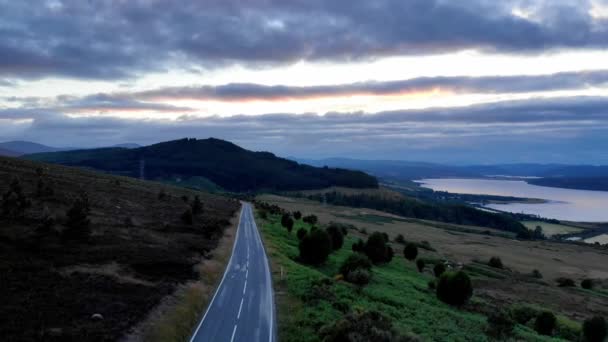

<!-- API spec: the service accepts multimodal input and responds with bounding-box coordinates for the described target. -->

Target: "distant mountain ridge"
[26,138,378,192]
[0,141,141,156]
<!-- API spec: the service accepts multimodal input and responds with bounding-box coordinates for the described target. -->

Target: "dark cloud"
[130,70,608,101]
[0,0,607,80]
[2,95,608,163]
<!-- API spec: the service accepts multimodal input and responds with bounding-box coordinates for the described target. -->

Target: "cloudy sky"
[2,0,608,163]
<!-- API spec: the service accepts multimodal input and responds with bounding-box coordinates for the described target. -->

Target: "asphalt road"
[190,203,275,342]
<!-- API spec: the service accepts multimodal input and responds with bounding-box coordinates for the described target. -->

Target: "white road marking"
[230,324,238,342]
[243,279,247,294]
[237,297,244,319]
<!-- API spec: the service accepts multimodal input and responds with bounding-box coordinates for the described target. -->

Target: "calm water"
[417,178,608,222]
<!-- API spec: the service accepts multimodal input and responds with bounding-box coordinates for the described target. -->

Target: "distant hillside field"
[26,138,378,192]
[0,156,239,341]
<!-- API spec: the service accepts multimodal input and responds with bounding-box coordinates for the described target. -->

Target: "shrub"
[326,224,345,251]
[532,269,543,279]
[38,205,55,233]
[63,198,91,240]
[296,228,307,241]
[281,214,294,233]
[416,259,425,272]
[581,279,594,290]
[360,227,367,235]
[434,263,446,278]
[299,229,332,265]
[302,214,318,226]
[488,256,503,269]
[1,178,31,219]
[511,305,539,325]
[293,211,302,220]
[191,195,203,214]
[428,280,436,290]
[158,190,167,200]
[364,232,392,264]
[395,234,405,244]
[535,311,557,336]
[319,310,414,342]
[403,243,418,261]
[387,246,394,262]
[181,195,189,203]
[486,310,515,339]
[556,277,576,287]
[436,271,473,306]
[181,208,193,225]
[340,253,372,277]
[381,232,389,242]
[352,239,365,253]
[346,269,371,287]
[583,316,607,342]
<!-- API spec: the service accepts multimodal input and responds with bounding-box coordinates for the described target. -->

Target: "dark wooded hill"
[27,138,378,192]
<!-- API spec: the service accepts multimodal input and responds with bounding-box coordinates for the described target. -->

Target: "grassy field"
[257,212,565,341]
[585,234,608,245]
[522,221,584,237]
[257,194,608,341]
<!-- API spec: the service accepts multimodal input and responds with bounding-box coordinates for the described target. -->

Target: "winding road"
[190,203,276,342]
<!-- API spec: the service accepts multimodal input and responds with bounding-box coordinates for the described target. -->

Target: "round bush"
[534,311,556,336]
[403,243,418,261]
[434,263,446,278]
[352,238,365,253]
[340,253,372,277]
[365,232,391,264]
[581,279,594,290]
[436,271,473,306]
[326,224,345,251]
[296,228,307,241]
[486,310,515,339]
[345,268,371,286]
[488,257,503,269]
[299,229,333,265]
[416,259,425,273]
[583,316,607,342]
[557,277,576,287]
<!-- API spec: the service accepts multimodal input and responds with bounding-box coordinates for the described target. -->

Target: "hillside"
[0,147,19,157]
[0,156,239,341]
[0,140,62,155]
[257,194,608,341]
[529,176,608,192]
[27,138,378,192]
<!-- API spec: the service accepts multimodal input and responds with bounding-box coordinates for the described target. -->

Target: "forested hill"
[26,138,378,192]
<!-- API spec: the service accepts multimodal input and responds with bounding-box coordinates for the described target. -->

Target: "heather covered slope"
[0,156,239,341]
[27,138,378,192]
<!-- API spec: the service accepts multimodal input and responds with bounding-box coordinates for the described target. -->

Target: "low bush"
[486,309,515,339]
[488,257,504,269]
[340,253,372,277]
[535,311,557,336]
[296,228,307,241]
[63,197,91,240]
[583,316,607,342]
[395,234,405,244]
[416,259,425,273]
[511,305,539,325]
[299,228,333,265]
[293,211,302,220]
[532,269,543,279]
[181,208,193,225]
[436,271,473,306]
[326,224,345,251]
[581,279,594,290]
[345,269,371,287]
[319,310,417,342]
[427,280,436,290]
[403,243,418,261]
[556,277,576,287]
[434,263,446,278]
[352,238,365,253]
[364,232,392,264]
